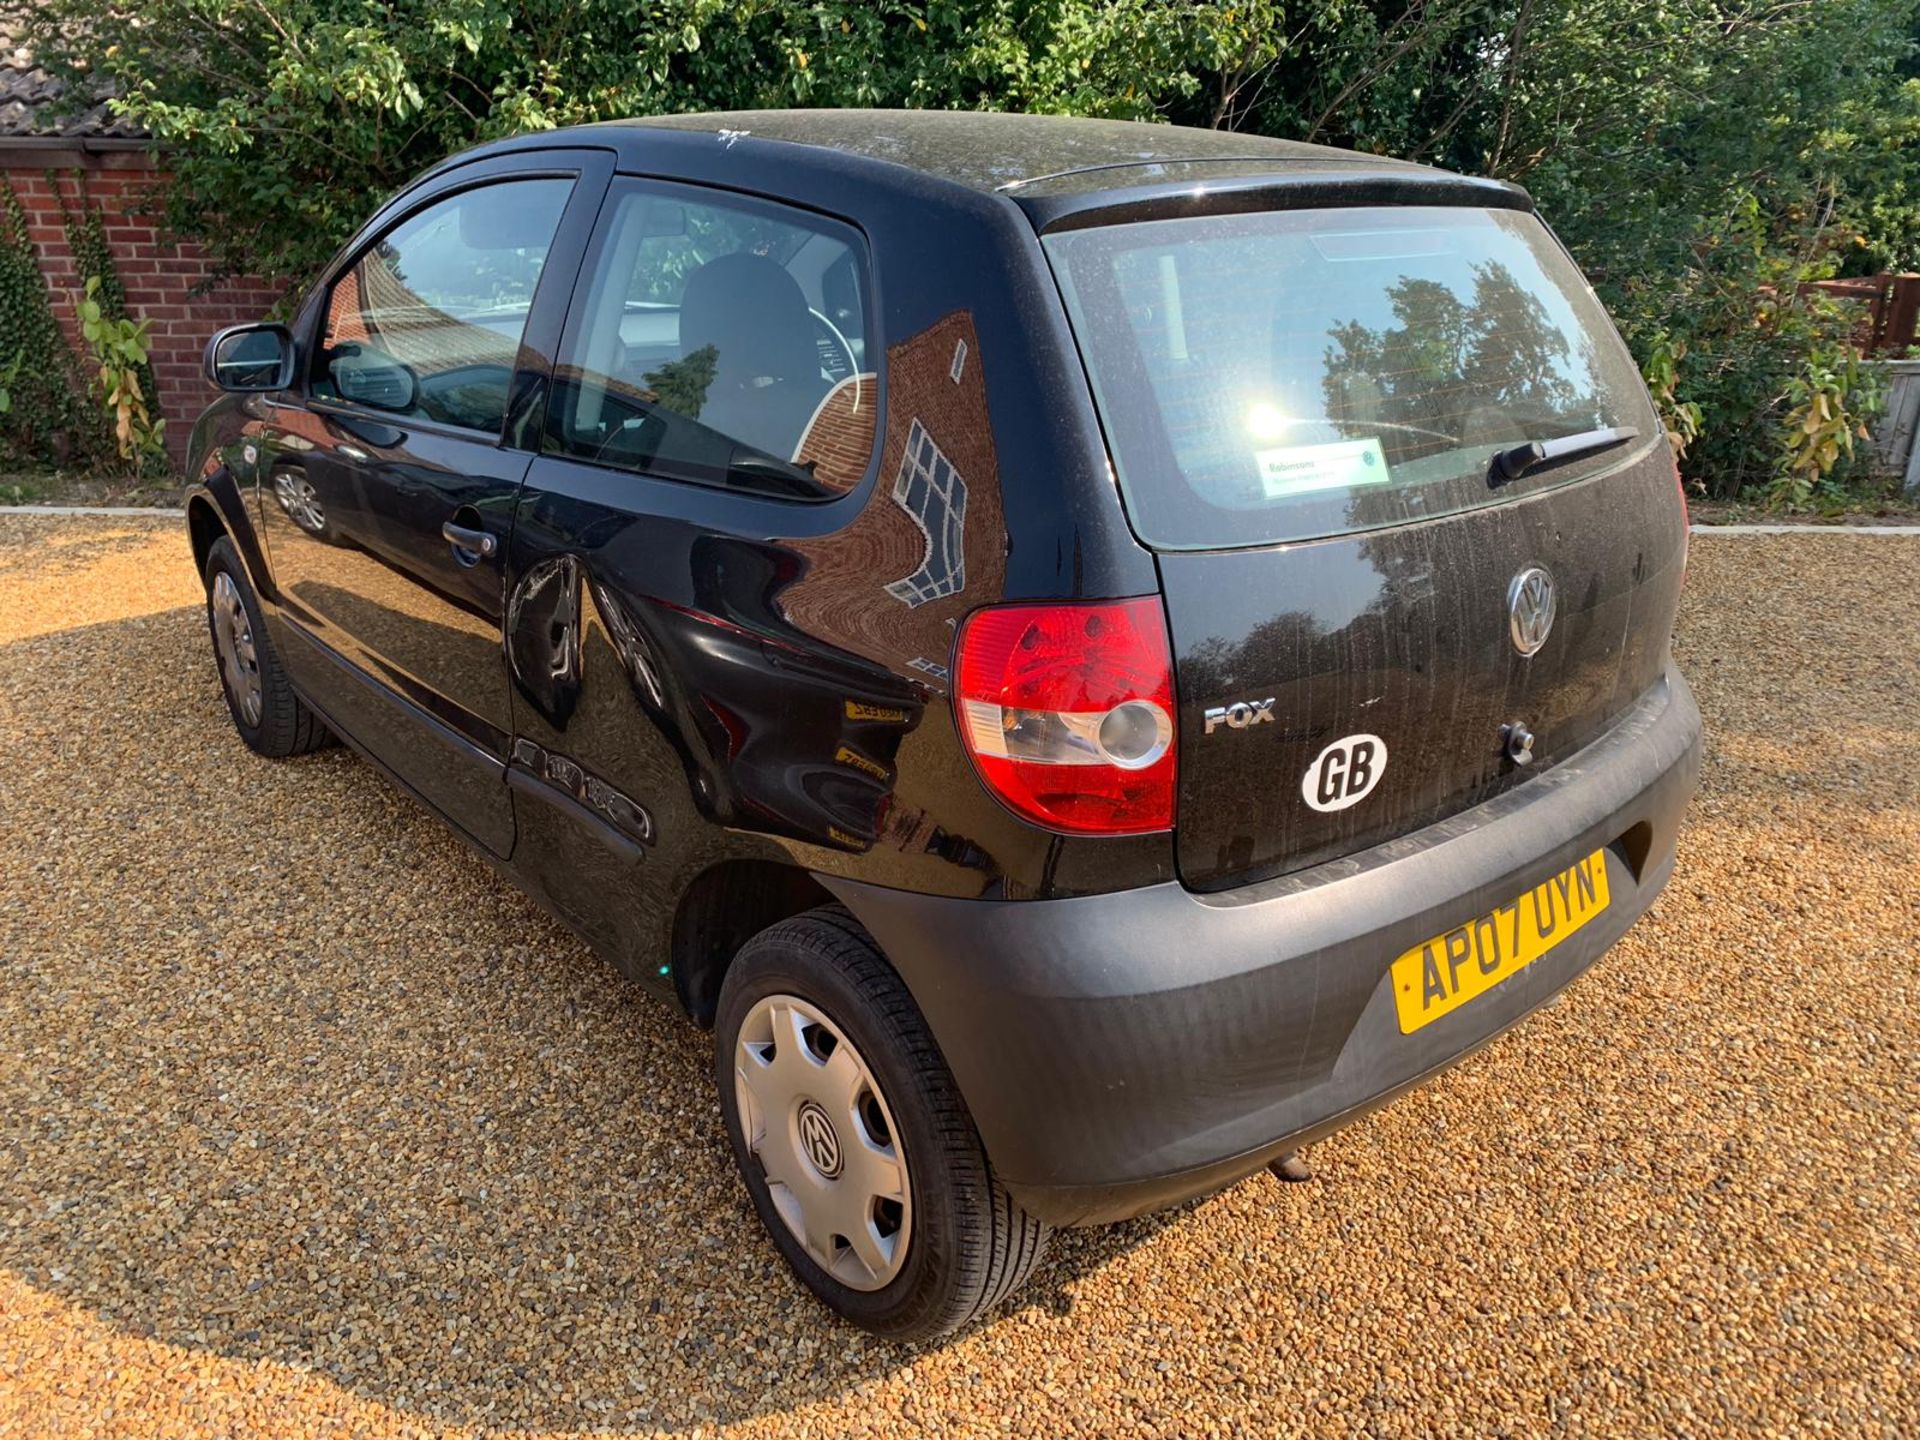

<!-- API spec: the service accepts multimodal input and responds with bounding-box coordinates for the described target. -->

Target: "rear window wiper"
[1492,425,1640,483]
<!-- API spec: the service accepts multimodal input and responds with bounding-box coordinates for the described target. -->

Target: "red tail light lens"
[953,597,1176,835]
[1674,455,1691,581]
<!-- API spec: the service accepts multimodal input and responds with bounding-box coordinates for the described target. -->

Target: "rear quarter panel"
[493,140,1174,993]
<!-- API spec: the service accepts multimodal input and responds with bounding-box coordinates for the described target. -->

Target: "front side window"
[1046,205,1657,549]
[546,180,877,501]
[313,178,573,434]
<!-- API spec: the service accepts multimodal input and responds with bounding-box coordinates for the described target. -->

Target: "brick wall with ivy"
[1,149,282,465]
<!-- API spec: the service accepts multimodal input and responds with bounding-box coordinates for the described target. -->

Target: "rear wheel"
[202,536,332,758]
[715,907,1048,1340]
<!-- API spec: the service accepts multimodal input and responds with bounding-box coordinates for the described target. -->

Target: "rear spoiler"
[1014,169,1532,235]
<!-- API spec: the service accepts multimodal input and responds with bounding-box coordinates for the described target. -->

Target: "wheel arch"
[669,857,835,1027]
[187,492,228,577]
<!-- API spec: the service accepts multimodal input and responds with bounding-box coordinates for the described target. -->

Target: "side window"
[546,181,877,501]
[312,178,573,435]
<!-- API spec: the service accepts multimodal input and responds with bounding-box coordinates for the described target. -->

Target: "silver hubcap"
[274,472,325,532]
[734,994,911,1291]
[210,571,263,727]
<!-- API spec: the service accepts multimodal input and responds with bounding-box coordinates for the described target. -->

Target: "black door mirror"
[328,344,421,413]
[205,323,297,392]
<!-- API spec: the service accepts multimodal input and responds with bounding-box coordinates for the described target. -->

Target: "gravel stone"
[0,515,1915,1437]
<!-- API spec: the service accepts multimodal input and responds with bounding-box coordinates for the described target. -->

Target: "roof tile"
[0,23,146,139]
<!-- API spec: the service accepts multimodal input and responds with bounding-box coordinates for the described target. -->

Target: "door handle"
[442,521,498,559]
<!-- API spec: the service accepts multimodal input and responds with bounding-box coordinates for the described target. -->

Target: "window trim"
[540,173,887,506]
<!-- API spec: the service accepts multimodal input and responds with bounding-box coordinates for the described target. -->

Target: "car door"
[496,177,904,972]
[254,152,612,856]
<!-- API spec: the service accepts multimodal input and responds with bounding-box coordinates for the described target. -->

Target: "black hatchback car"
[187,110,1701,1340]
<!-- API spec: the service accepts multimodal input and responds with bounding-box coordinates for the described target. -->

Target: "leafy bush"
[1773,346,1887,509]
[58,180,161,423]
[1640,333,1703,466]
[17,0,1920,499]
[75,277,166,470]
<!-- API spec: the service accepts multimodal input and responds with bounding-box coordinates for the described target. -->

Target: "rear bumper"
[826,666,1703,1226]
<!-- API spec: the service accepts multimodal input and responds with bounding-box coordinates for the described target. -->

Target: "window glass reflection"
[314,179,573,434]
[546,183,878,502]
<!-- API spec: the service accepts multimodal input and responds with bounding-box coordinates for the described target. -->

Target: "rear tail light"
[1673,454,1691,580]
[953,597,1176,835]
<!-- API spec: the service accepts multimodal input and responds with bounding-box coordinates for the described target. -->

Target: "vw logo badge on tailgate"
[1508,566,1557,656]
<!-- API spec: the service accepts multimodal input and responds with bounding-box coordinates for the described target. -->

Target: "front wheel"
[203,536,333,758]
[715,907,1049,1340]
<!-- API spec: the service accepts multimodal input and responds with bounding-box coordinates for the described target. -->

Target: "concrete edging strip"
[1686,524,1920,535]
[1,504,186,518]
[2,505,1919,535]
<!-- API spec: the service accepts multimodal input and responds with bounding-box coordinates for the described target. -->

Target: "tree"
[20,0,1920,499]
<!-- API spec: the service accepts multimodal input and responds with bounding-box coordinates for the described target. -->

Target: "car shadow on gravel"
[0,605,1197,1433]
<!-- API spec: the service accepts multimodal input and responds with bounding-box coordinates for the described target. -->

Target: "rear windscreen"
[1044,206,1656,550]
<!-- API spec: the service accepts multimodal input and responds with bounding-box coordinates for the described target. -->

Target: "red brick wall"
[1,147,282,464]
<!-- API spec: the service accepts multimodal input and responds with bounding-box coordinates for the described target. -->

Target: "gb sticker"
[1301,733,1387,813]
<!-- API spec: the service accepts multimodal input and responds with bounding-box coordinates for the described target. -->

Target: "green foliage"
[0,177,88,461]
[19,0,1920,499]
[1495,0,1916,501]
[1640,333,1702,464]
[56,177,161,421]
[76,276,167,470]
[1771,346,1887,509]
[644,344,719,419]
[24,0,1237,285]
[0,351,18,416]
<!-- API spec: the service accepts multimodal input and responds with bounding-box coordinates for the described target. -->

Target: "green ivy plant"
[0,351,18,415]
[0,177,87,461]
[76,276,166,470]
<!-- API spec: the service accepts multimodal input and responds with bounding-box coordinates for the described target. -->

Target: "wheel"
[202,535,333,758]
[716,906,1049,1340]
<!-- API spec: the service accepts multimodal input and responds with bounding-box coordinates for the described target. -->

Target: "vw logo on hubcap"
[1508,566,1557,657]
[796,1100,843,1179]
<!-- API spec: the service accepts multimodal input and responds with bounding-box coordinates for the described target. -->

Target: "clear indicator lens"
[1097,700,1172,769]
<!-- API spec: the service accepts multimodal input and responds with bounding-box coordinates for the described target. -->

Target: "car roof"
[589,109,1436,195]
[447,110,1526,234]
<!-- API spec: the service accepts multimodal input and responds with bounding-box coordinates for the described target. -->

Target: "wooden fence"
[1875,360,1920,494]
[1800,273,1920,358]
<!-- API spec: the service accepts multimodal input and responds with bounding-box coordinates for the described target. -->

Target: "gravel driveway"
[0,514,1914,1438]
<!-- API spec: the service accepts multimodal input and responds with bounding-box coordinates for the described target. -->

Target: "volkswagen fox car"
[186,110,1701,1340]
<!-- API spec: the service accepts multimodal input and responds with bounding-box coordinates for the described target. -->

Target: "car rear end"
[829,168,1702,1225]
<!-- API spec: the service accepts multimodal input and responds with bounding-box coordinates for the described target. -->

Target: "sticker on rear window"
[1254,438,1390,499]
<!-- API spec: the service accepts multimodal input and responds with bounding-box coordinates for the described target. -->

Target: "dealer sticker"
[1254,437,1391,498]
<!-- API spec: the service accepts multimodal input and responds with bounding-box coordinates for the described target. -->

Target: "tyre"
[716,906,1049,1340]
[202,535,333,758]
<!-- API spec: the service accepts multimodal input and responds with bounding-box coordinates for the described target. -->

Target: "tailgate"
[1042,198,1687,891]
[1160,448,1683,890]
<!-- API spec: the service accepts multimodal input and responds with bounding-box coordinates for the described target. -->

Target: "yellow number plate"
[1390,849,1611,1034]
